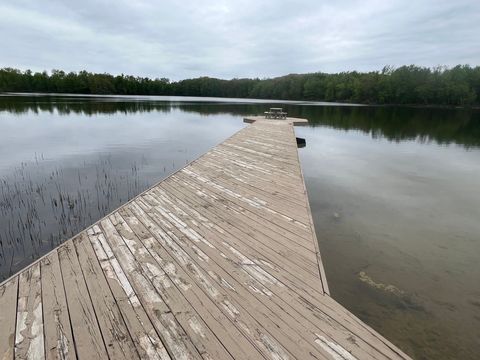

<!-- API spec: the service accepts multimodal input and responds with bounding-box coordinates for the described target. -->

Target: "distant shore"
[1,64,479,107]
[1,91,479,110]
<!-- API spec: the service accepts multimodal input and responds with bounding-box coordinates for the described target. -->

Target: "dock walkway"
[0,117,411,359]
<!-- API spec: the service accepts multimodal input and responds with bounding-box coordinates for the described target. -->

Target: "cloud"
[0,0,478,80]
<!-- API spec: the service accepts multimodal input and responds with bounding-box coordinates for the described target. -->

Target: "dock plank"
[86,226,171,360]
[118,206,265,360]
[170,173,315,250]
[191,161,311,223]
[15,263,44,360]
[73,232,139,359]
[0,277,18,360]
[41,251,76,360]
[168,174,316,254]
[58,240,108,360]
[146,186,321,286]
[108,212,236,360]
[127,200,315,360]
[99,218,202,360]
[0,118,411,360]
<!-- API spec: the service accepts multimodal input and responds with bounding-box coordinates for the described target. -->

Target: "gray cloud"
[0,0,478,80]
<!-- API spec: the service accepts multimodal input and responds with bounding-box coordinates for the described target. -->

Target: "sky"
[0,0,479,80]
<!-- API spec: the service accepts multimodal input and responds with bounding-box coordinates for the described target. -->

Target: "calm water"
[1,94,479,359]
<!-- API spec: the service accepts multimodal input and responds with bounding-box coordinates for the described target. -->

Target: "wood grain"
[15,263,44,360]
[41,251,76,360]
[58,239,108,360]
[0,277,18,360]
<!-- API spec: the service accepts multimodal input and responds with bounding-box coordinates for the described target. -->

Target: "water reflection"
[2,95,480,148]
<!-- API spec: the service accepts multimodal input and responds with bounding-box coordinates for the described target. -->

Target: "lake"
[1,94,479,359]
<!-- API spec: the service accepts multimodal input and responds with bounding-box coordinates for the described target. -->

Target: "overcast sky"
[1,0,479,80]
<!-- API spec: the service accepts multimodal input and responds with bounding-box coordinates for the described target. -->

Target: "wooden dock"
[0,117,411,359]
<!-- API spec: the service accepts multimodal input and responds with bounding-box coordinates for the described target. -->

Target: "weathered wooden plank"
[159,179,325,296]
[148,186,320,280]
[174,168,310,238]
[117,207,265,360]
[217,129,297,158]
[86,227,171,360]
[127,201,312,359]
[0,277,18,360]
[191,161,311,221]
[207,151,302,190]
[128,199,333,360]
[197,160,304,205]
[198,157,306,204]
[99,218,202,360]
[179,168,311,234]
[108,212,236,360]
[168,175,310,254]
[154,179,316,256]
[225,140,299,163]
[41,251,76,360]
[170,173,315,249]
[169,168,330,304]
[213,146,300,180]
[146,194,319,300]
[221,142,295,164]
[15,263,44,360]
[211,147,297,179]
[73,232,139,359]
[156,180,315,261]
[58,239,108,360]
[224,132,298,158]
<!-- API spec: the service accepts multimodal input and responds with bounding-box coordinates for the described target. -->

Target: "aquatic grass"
[0,153,154,280]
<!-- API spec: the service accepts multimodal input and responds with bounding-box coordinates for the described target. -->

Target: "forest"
[0,65,479,106]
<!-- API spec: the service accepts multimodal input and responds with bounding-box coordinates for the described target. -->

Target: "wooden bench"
[264,107,287,119]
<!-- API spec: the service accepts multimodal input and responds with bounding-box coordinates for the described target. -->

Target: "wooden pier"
[0,117,411,359]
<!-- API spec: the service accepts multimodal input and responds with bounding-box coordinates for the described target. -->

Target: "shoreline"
[1,92,479,110]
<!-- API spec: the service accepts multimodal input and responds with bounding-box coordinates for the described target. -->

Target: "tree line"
[1,65,479,106]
